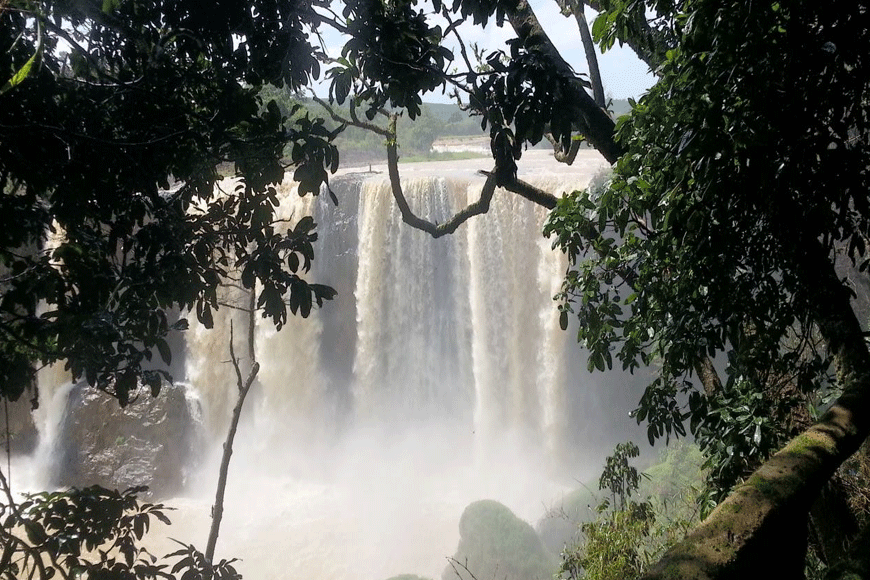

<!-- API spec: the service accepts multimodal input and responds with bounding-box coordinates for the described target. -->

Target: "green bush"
[557,443,704,580]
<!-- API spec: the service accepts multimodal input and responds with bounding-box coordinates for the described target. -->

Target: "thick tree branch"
[494,172,559,209]
[545,133,583,164]
[317,92,561,238]
[506,0,624,163]
[386,140,497,238]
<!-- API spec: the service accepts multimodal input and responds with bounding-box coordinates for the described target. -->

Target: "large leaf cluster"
[331,0,452,119]
[547,0,870,475]
[0,0,337,404]
[1,486,169,579]
[0,485,240,580]
[466,36,589,182]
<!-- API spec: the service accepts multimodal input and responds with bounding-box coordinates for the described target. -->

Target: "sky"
[528,0,657,100]
[443,0,657,101]
[311,0,657,104]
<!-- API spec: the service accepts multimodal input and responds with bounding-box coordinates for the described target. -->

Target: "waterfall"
[26,152,653,580]
[172,165,605,580]
[353,177,474,427]
[185,165,599,472]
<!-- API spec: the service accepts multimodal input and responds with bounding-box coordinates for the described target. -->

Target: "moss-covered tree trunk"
[643,239,870,580]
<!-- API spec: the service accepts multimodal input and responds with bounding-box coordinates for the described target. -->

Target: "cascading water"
[22,151,649,580]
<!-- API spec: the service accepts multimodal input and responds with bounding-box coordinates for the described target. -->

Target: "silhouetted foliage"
[1,0,337,405]
[0,483,240,580]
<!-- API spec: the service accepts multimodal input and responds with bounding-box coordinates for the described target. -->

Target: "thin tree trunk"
[573,5,606,108]
[205,287,259,563]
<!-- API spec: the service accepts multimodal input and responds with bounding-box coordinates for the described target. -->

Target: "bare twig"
[442,9,475,74]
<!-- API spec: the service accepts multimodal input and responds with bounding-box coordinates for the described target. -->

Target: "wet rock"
[0,392,38,455]
[444,500,557,580]
[54,383,199,498]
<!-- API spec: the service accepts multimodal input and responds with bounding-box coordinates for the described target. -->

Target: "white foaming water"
[9,367,74,493]
[28,152,642,580]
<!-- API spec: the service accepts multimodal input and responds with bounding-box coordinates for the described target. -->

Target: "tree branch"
[311,95,391,138]
[495,172,559,209]
[506,0,624,163]
[545,133,583,165]
[386,141,496,238]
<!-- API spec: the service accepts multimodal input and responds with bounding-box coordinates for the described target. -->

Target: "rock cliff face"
[0,393,38,455]
[53,383,199,498]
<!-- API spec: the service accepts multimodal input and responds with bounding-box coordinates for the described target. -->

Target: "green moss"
[784,431,836,458]
[744,475,779,500]
[445,500,556,580]
[723,502,741,514]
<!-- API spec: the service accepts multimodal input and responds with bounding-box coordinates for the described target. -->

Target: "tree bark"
[694,356,723,397]
[572,2,606,108]
[643,239,870,580]
[506,0,624,164]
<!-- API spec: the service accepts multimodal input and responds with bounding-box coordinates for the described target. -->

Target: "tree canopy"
[541,1,870,575]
